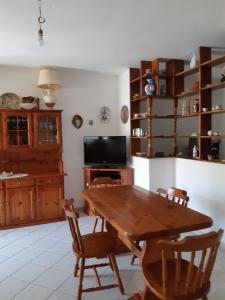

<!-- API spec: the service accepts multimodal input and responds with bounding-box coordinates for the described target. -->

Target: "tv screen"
[84,136,126,167]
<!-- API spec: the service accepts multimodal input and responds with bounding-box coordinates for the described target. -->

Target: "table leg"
[106,221,129,254]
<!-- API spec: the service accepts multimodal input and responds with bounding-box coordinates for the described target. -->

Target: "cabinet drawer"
[36,176,63,186]
[5,178,34,189]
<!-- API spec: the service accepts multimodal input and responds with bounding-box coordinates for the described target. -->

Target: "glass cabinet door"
[36,113,61,147]
[5,114,31,148]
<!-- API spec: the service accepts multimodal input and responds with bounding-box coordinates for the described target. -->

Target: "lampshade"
[37,69,61,90]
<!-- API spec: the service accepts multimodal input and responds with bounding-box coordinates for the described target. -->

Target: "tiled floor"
[0,213,224,300]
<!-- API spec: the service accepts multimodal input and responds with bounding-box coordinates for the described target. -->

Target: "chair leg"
[74,257,80,277]
[101,218,105,232]
[108,255,114,271]
[130,241,140,265]
[109,254,124,294]
[93,266,101,286]
[77,258,85,300]
[130,254,137,265]
[92,218,98,233]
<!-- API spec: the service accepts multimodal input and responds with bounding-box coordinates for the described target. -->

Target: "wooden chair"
[130,187,189,265]
[63,198,124,300]
[88,177,121,233]
[142,229,224,300]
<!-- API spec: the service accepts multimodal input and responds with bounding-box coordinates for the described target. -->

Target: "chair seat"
[73,232,116,258]
[143,259,210,299]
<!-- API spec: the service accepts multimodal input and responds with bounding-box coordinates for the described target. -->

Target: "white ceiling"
[1,0,225,74]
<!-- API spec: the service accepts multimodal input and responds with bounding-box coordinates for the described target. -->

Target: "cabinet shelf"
[130,73,172,84]
[176,113,199,118]
[176,136,199,139]
[152,135,174,138]
[130,94,173,102]
[200,135,225,139]
[200,109,225,115]
[201,81,225,91]
[201,54,225,67]
[130,136,149,139]
[175,65,200,77]
[176,90,199,98]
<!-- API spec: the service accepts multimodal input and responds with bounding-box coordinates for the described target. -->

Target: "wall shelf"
[130,46,225,162]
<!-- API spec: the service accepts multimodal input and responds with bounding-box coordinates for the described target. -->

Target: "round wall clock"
[99,106,111,123]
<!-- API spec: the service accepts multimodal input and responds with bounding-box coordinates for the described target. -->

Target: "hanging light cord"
[38,0,46,30]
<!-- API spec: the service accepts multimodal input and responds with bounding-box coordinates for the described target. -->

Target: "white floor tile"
[0,257,26,276]
[0,242,27,257]
[58,276,95,296]
[12,263,48,283]
[0,277,28,300]
[47,291,75,300]
[13,283,53,300]
[32,238,58,250]
[0,253,9,264]
[32,251,63,267]
[48,240,71,255]
[14,233,42,246]
[34,268,70,290]
[52,255,75,273]
[0,238,10,248]
[14,246,45,263]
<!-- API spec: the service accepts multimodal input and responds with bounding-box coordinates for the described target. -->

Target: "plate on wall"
[1,93,21,109]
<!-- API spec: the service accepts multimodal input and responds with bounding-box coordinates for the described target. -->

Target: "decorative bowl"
[20,103,37,110]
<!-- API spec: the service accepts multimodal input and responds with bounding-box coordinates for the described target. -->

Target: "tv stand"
[83,166,133,214]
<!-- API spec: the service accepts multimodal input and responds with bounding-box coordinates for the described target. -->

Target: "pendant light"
[37,0,46,46]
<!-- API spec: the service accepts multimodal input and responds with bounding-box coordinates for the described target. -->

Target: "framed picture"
[72,114,83,129]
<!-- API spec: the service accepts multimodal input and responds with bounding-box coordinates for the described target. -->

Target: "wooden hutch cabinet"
[0,109,64,229]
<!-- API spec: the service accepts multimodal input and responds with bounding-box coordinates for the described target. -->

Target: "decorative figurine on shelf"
[193,145,200,158]
[145,78,155,95]
[221,67,225,82]
[192,99,199,113]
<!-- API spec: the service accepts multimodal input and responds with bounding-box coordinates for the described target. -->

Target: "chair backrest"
[157,187,189,207]
[63,198,84,255]
[157,229,223,296]
[88,177,121,189]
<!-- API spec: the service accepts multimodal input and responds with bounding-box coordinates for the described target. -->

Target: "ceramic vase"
[145,79,155,95]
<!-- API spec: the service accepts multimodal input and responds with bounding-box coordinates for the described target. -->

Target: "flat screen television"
[83,136,127,167]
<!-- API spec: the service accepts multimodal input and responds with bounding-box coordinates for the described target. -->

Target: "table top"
[81,185,213,241]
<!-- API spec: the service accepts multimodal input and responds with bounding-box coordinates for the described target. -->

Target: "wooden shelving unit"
[130,46,225,163]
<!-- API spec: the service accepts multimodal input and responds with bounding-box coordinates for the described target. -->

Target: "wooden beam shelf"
[175,65,200,77]
[176,90,199,98]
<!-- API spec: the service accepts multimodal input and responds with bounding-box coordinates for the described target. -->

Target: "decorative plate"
[72,114,83,129]
[1,93,21,109]
[120,105,129,123]
[99,106,111,123]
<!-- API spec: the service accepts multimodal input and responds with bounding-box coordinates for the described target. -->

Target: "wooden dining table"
[81,185,213,299]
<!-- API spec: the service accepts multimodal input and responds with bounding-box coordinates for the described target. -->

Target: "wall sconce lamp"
[37,69,61,109]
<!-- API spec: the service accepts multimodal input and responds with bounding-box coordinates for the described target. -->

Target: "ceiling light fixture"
[37,0,46,46]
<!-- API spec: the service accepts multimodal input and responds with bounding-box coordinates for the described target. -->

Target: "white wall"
[0,65,120,206]
[175,158,225,240]
[58,68,119,206]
